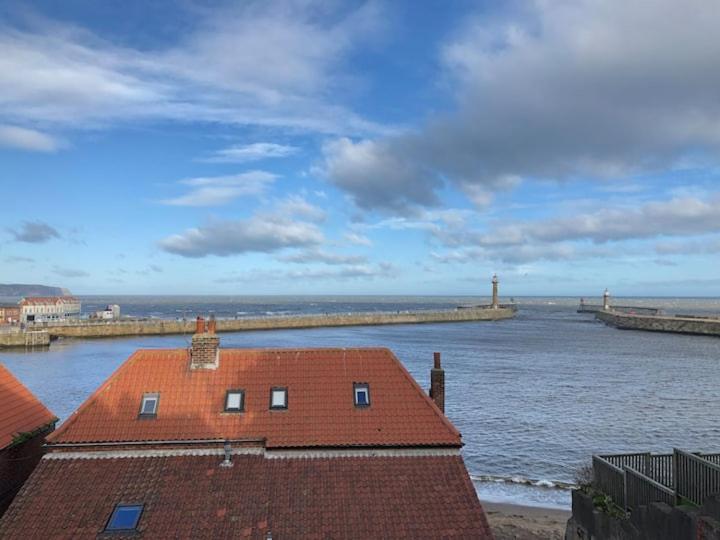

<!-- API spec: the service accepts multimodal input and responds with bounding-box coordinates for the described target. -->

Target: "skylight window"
[270,387,288,410]
[225,389,245,412]
[105,504,143,531]
[139,393,159,418]
[354,383,370,407]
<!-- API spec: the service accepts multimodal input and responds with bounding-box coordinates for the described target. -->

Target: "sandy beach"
[483,501,570,539]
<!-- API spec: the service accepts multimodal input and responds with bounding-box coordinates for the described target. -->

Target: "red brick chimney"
[429,352,445,413]
[190,315,219,370]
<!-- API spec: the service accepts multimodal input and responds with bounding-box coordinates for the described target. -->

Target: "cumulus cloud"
[479,196,720,246]
[161,171,276,206]
[0,1,386,142]
[322,0,720,212]
[0,125,64,152]
[200,142,298,163]
[409,194,720,265]
[159,196,326,257]
[8,221,60,243]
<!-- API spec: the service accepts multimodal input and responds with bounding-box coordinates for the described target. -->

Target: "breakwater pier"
[595,309,720,337]
[1,305,516,347]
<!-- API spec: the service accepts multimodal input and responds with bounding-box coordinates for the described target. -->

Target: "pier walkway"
[4,306,516,344]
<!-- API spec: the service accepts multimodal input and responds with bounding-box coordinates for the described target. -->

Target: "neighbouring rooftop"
[48,347,461,448]
[0,364,55,449]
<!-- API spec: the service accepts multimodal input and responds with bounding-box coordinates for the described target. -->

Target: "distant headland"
[0,284,71,298]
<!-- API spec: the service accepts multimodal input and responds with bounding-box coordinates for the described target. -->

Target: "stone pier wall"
[0,330,50,348]
[27,307,516,340]
[596,310,720,337]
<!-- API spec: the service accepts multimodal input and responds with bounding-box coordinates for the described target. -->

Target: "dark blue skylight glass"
[106,504,143,531]
[357,391,368,405]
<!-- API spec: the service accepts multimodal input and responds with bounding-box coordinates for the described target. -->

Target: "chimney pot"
[195,316,205,334]
[208,313,217,334]
[430,352,445,413]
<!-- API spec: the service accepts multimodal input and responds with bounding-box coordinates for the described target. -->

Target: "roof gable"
[0,364,55,449]
[49,348,461,448]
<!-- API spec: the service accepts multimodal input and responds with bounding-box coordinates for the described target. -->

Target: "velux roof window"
[354,383,370,407]
[139,393,159,418]
[105,503,143,532]
[225,389,245,412]
[270,387,288,410]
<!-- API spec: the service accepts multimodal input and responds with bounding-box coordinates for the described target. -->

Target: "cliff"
[0,284,70,298]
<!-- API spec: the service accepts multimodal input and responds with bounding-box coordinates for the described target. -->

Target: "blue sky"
[2,0,720,296]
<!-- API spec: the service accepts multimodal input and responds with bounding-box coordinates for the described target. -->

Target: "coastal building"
[89,304,120,320]
[19,296,81,323]
[0,317,493,539]
[0,364,56,515]
[0,306,20,325]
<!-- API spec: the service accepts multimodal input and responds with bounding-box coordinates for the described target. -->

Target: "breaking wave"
[471,474,576,491]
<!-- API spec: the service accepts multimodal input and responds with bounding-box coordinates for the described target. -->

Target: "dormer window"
[225,390,245,412]
[139,393,159,418]
[354,383,370,407]
[270,387,288,410]
[105,503,143,532]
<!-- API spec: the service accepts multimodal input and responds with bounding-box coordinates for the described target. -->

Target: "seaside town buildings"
[0,306,20,325]
[0,364,56,515]
[0,317,493,538]
[19,296,81,323]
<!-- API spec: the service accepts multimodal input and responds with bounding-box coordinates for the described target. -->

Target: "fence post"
[673,448,680,505]
[622,468,628,512]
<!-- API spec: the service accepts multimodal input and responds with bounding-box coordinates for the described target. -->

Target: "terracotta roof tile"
[0,454,493,539]
[49,348,461,448]
[19,296,78,306]
[0,364,55,449]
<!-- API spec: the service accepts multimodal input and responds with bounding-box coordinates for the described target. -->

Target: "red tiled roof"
[49,348,461,448]
[0,454,493,539]
[0,364,55,449]
[19,296,78,306]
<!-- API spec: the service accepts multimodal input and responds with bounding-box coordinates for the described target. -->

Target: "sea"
[2,295,720,510]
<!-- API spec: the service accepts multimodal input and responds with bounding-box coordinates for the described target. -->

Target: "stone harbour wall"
[27,307,516,340]
[0,330,50,348]
[595,310,720,337]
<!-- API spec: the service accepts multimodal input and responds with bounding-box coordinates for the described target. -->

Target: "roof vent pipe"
[220,440,233,467]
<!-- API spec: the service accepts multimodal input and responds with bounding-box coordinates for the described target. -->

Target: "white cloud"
[161,171,276,207]
[159,194,326,257]
[0,124,63,152]
[0,1,387,143]
[343,232,373,247]
[199,142,298,163]
[322,0,720,212]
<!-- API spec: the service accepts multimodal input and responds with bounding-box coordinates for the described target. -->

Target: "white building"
[20,297,81,323]
[90,304,120,320]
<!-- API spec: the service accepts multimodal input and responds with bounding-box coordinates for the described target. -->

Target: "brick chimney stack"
[429,352,445,413]
[190,315,220,370]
